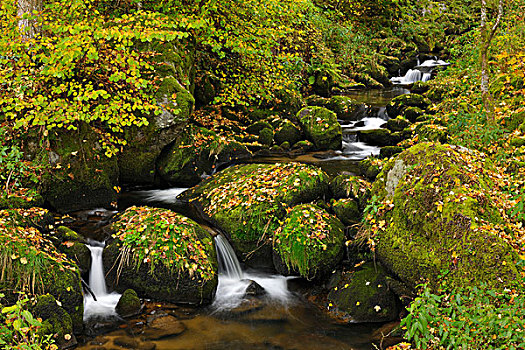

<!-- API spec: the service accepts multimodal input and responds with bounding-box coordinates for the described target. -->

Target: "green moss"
[258,128,274,146]
[358,129,399,147]
[386,93,431,118]
[366,143,519,291]
[33,294,73,343]
[297,107,342,150]
[380,146,404,159]
[403,106,424,123]
[246,121,273,135]
[274,204,344,279]
[415,123,448,143]
[385,117,411,132]
[330,175,371,209]
[0,193,44,210]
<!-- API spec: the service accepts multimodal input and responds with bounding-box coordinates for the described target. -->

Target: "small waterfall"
[391,58,449,85]
[84,240,121,321]
[215,234,243,280]
[212,234,292,311]
[87,243,107,296]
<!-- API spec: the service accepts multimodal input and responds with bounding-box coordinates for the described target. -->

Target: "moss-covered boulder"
[0,208,84,332]
[403,106,424,123]
[386,93,431,118]
[41,123,118,213]
[329,175,371,209]
[115,289,141,318]
[380,146,404,159]
[327,263,400,323]
[385,117,411,132]
[0,193,44,210]
[119,40,196,185]
[273,204,344,280]
[55,226,91,274]
[181,163,329,267]
[331,198,360,226]
[246,121,273,135]
[33,294,76,348]
[105,206,218,305]
[357,158,382,181]
[258,128,274,146]
[274,120,302,146]
[364,143,519,290]
[297,107,342,150]
[358,129,399,147]
[292,140,314,152]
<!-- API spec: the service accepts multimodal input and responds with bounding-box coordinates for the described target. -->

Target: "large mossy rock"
[365,142,519,290]
[181,163,329,267]
[386,93,431,119]
[41,123,118,213]
[358,129,400,147]
[54,226,91,274]
[105,206,218,305]
[297,107,342,150]
[115,289,141,318]
[119,40,196,185]
[327,263,400,323]
[0,208,84,332]
[331,198,360,226]
[273,204,344,280]
[157,124,251,186]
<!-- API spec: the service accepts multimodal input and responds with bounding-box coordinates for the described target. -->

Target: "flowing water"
[83,240,121,321]
[391,58,450,85]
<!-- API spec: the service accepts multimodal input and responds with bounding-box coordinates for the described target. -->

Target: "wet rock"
[230,298,265,316]
[243,280,267,297]
[353,120,366,127]
[116,289,141,318]
[143,315,186,340]
[114,336,140,349]
[358,129,399,147]
[327,263,400,323]
[297,107,342,150]
[385,117,411,132]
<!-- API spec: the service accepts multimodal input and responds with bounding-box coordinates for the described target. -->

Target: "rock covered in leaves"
[327,263,400,323]
[54,226,91,274]
[363,142,520,290]
[297,107,342,150]
[273,204,344,280]
[330,175,371,209]
[181,163,329,267]
[0,208,84,332]
[105,206,218,305]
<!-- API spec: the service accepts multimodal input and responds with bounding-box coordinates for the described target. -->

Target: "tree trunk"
[480,0,503,123]
[17,0,42,39]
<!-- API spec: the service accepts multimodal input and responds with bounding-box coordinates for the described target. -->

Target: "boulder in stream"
[386,93,431,118]
[273,204,345,280]
[363,142,520,290]
[297,107,342,150]
[105,206,218,305]
[115,289,141,318]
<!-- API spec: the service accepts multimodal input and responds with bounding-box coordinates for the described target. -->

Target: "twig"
[81,277,97,301]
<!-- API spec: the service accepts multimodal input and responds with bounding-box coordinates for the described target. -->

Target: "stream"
[77,88,408,350]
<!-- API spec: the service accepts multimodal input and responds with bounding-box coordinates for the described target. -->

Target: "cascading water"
[83,240,121,321]
[212,234,292,311]
[391,58,450,85]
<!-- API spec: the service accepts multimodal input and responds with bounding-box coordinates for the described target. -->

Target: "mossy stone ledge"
[104,206,218,305]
